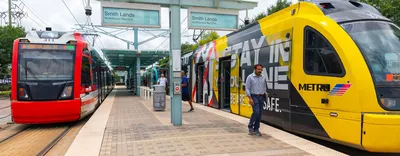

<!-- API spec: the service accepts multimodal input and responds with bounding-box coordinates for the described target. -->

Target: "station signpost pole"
[170,1,182,126]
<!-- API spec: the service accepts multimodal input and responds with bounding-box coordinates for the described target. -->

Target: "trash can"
[153,85,166,111]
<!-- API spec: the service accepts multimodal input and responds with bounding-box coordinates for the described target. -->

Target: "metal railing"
[139,86,153,101]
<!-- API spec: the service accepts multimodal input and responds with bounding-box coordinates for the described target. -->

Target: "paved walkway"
[0,98,11,125]
[66,87,346,156]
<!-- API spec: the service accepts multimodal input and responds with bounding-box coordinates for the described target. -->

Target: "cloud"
[0,0,283,63]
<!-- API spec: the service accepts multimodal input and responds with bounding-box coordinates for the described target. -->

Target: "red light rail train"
[10,28,115,124]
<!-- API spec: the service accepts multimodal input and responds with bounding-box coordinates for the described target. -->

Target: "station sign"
[188,7,239,31]
[101,1,161,28]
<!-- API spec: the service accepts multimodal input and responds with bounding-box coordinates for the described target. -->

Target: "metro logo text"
[299,84,330,92]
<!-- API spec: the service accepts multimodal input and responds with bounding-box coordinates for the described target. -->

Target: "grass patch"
[0,91,10,95]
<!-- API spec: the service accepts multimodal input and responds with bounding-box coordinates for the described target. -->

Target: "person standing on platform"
[245,64,267,136]
[181,71,194,112]
[157,74,168,86]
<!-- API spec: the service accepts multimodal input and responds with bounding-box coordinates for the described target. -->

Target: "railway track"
[0,124,73,156]
[37,126,72,156]
[0,125,31,144]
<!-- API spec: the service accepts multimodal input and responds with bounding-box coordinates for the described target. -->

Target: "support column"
[170,3,182,126]
[134,28,139,49]
[132,62,136,91]
[127,69,130,88]
[134,28,141,96]
[136,58,140,92]
[169,32,173,123]
[8,0,11,26]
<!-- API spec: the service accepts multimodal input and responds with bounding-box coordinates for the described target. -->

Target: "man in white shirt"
[157,74,168,86]
[245,64,267,136]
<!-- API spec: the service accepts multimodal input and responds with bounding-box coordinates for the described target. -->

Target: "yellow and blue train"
[184,0,400,153]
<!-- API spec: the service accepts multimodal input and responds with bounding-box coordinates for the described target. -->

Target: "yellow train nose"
[362,113,400,153]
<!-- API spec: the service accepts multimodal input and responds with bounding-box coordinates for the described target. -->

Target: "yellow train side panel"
[292,14,363,146]
[191,0,400,153]
[362,114,400,153]
[230,54,240,115]
[215,36,228,58]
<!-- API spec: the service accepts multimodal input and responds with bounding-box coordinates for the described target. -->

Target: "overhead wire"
[79,0,109,65]
[10,1,43,28]
[27,16,44,28]
[19,0,48,26]
[152,15,187,51]
[155,37,169,51]
[61,0,81,26]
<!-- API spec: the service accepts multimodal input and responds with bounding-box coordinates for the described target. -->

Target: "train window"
[92,62,98,84]
[341,21,400,83]
[93,67,98,84]
[81,56,91,87]
[303,27,345,76]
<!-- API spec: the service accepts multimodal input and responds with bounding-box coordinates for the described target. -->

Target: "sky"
[0,0,298,54]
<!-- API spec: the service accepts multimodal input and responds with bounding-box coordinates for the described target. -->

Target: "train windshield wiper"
[20,64,41,85]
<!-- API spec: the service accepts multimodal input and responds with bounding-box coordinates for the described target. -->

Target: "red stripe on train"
[81,97,98,106]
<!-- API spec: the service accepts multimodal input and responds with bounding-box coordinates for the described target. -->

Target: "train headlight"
[60,86,73,99]
[380,98,398,109]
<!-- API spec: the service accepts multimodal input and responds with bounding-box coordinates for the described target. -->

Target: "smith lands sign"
[188,7,238,31]
[101,1,161,28]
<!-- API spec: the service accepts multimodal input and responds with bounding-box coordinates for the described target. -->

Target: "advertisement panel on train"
[187,0,400,153]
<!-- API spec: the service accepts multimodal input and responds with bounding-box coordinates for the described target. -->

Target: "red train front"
[10,28,113,124]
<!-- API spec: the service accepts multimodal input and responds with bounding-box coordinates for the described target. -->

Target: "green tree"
[181,42,198,55]
[239,12,267,29]
[251,12,267,23]
[199,31,220,46]
[360,0,400,26]
[114,74,120,81]
[238,0,291,29]
[0,26,26,78]
[267,0,292,15]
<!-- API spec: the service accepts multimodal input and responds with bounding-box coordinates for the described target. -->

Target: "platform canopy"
[102,49,169,69]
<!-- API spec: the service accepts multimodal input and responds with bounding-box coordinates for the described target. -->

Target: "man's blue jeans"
[248,95,264,132]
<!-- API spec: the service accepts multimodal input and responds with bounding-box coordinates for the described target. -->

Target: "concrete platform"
[0,98,11,125]
[66,87,346,156]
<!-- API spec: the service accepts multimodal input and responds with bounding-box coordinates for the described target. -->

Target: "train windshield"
[341,21,400,85]
[18,50,74,81]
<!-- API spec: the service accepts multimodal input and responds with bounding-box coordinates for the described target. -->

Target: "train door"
[97,66,102,103]
[105,71,108,94]
[80,54,98,117]
[218,57,231,111]
[102,68,106,101]
[187,60,192,99]
[196,63,205,104]
[190,60,196,103]
[93,65,100,106]
[106,71,109,94]
[291,24,360,145]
